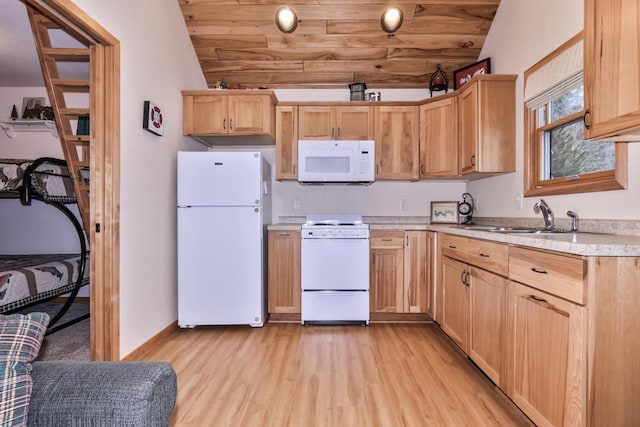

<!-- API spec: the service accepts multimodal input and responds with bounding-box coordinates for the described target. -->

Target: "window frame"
[523,33,627,197]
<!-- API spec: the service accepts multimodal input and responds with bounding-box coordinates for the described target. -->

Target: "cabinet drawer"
[371,231,405,249]
[465,238,508,276]
[440,234,508,276]
[509,247,586,304]
[439,234,470,261]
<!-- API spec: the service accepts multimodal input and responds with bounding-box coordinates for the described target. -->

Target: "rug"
[19,302,90,361]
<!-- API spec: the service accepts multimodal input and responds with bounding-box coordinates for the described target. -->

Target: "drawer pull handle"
[479,253,490,257]
[530,295,547,303]
[449,245,457,249]
[531,267,548,274]
[382,238,392,241]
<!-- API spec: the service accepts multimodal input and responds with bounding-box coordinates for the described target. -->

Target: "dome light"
[381,7,403,33]
[276,7,298,34]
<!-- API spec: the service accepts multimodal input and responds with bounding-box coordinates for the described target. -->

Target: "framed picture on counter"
[430,201,459,224]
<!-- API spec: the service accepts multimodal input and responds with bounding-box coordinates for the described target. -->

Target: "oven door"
[301,237,369,291]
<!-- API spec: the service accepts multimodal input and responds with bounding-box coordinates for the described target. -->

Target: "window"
[524,33,627,196]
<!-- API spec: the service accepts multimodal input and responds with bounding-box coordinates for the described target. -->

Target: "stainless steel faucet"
[533,199,554,230]
[567,210,579,232]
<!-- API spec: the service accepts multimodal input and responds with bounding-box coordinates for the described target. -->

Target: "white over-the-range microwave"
[297,140,375,184]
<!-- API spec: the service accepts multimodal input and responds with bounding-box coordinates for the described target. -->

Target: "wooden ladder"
[26,5,91,233]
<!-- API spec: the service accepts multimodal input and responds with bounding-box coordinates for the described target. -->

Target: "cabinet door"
[336,106,374,140]
[375,106,420,180]
[507,281,586,427]
[275,106,298,180]
[469,267,506,389]
[267,231,301,314]
[370,248,404,313]
[440,256,469,352]
[298,107,336,139]
[584,0,640,140]
[419,97,458,178]
[459,83,478,174]
[185,95,228,135]
[228,95,273,135]
[404,231,428,313]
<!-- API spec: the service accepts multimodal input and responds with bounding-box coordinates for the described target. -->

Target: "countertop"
[268,216,640,257]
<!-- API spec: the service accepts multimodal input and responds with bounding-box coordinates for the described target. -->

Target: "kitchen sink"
[456,225,612,236]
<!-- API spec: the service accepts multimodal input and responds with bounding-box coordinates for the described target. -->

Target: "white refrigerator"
[177,151,271,328]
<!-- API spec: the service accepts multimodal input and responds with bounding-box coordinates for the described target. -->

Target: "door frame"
[24,0,120,361]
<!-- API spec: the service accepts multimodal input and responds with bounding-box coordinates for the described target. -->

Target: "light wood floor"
[134,323,533,427]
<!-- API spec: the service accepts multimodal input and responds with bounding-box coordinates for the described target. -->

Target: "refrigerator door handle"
[263,180,269,196]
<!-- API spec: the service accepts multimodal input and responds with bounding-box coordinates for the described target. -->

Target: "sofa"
[0,312,177,427]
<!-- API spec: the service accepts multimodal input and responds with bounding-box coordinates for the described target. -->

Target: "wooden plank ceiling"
[178,0,499,89]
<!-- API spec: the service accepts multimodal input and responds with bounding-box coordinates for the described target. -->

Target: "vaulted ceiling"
[177,0,500,89]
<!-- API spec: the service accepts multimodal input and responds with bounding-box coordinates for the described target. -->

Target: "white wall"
[69,0,206,357]
[471,0,640,220]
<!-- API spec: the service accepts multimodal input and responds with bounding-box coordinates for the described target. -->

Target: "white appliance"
[177,151,271,328]
[301,214,370,324]
[297,140,375,184]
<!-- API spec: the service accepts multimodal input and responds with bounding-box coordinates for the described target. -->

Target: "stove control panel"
[301,227,369,239]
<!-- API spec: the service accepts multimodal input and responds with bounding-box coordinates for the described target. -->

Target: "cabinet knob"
[531,267,548,274]
[470,155,476,167]
[229,118,233,129]
[479,253,490,258]
[223,118,226,130]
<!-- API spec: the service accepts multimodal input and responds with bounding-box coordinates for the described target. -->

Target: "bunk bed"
[0,157,89,334]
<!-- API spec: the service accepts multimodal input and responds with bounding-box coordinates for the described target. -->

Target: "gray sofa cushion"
[27,361,176,427]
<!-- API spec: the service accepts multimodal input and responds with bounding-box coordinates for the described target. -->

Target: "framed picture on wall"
[430,201,459,224]
[453,58,491,90]
[143,100,164,136]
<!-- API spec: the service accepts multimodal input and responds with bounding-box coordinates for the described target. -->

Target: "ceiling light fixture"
[275,6,298,34]
[381,7,403,33]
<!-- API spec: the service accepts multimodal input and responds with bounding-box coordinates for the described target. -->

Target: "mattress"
[0,253,89,312]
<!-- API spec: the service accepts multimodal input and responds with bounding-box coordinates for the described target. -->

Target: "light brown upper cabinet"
[458,75,517,177]
[419,95,459,178]
[182,90,276,138]
[584,0,640,140]
[275,105,298,180]
[298,106,374,140]
[375,106,420,180]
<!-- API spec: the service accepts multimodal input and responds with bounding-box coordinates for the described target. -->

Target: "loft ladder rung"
[64,134,90,143]
[42,47,90,61]
[52,78,90,92]
[60,108,90,117]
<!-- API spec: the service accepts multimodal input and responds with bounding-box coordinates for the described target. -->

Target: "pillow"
[0,313,49,427]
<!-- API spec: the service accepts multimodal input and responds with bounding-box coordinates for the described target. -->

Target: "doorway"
[24,0,120,361]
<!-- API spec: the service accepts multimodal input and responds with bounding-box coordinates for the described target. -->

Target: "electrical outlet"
[515,194,523,210]
[400,199,409,211]
[293,199,301,211]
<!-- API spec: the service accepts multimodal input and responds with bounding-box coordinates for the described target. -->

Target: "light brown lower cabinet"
[370,230,430,317]
[267,230,301,320]
[440,254,506,387]
[469,267,507,387]
[506,281,586,427]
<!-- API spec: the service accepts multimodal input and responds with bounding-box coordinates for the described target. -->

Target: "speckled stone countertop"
[268,216,640,257]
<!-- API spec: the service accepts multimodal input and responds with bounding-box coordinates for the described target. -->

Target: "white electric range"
[300,214,370,325]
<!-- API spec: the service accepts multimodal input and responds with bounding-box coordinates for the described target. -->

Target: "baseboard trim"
[123,321,179,361]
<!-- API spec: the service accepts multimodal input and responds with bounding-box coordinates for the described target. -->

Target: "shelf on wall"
[0,119,58,138]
